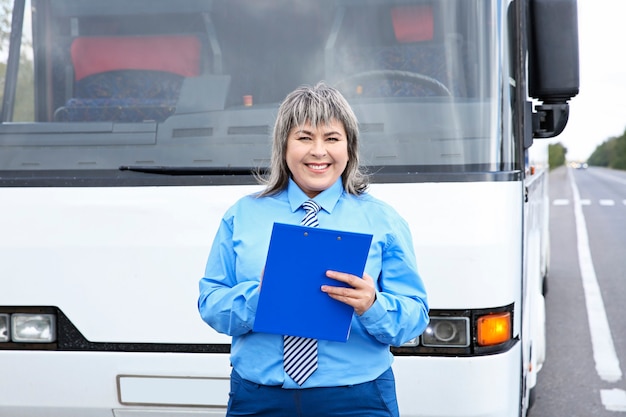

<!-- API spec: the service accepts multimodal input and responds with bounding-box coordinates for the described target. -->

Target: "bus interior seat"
[334,5,465,98]
[55,35,201,122]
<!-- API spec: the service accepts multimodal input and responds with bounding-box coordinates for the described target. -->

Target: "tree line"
[548,127,626,171]
[586,130,626,170]
[547,142,567,170]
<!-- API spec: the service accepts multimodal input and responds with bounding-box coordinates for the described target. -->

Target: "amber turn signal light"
[477,312,511,346]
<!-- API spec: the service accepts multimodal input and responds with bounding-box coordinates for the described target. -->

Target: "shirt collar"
[287,177,344,214]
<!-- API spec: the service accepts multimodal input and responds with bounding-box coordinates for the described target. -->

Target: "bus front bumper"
[393,342,523,417]
[0,350,231,417]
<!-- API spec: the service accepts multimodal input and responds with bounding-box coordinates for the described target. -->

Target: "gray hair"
[257,82,369,196]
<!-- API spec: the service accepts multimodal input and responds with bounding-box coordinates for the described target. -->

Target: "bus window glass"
[0,0,509,176]
[1,0,34,122]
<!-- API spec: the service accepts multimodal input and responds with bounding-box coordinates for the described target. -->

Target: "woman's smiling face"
[285,119,349,198]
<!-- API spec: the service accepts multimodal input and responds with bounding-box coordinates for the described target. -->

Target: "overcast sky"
[550,0,626,161]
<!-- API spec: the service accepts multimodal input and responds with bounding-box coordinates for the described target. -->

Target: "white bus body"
[0,0,578,416]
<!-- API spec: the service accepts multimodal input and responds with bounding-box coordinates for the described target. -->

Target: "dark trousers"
[226,367,399,417]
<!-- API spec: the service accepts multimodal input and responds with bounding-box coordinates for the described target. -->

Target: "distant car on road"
[569,161,588,169]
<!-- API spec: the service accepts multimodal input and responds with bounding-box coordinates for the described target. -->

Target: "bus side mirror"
[528,0,580,138]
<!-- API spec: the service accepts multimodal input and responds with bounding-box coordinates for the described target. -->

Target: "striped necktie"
[283,199,321,385]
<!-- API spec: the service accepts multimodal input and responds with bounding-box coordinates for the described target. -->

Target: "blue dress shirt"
[198,178,429,389]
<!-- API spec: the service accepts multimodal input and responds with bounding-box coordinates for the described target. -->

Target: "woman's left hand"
[322,271,376,316]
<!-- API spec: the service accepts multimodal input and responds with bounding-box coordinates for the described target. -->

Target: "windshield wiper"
[119,165,262,176]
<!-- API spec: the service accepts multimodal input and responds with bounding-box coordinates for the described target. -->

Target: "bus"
[0,0,579,416]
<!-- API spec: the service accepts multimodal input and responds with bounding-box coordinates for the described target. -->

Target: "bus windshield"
[0,0,513,178]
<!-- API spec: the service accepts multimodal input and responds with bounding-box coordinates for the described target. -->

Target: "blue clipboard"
[253,222,373,342]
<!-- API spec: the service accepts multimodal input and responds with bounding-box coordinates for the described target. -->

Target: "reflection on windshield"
[0,0,508,173]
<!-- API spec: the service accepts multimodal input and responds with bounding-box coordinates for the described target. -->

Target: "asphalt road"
[529,166,626,416]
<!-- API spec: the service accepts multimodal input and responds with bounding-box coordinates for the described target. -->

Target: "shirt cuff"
[233,281,260,333]
[357,291,386,324]
[246,284,260,312]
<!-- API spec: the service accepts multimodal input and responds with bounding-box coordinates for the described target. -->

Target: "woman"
[198,82,429,416]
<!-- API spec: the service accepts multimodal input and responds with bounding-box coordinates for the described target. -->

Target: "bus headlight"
[0,314,9,342]
[421,317,469,347]
[401,337,420,347]
[11,314,56,343]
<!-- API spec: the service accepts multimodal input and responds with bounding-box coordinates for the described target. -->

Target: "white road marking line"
[601,389,626,412]
[569,170,623,383]
[553,199,626,206]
